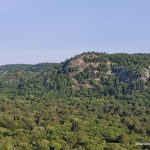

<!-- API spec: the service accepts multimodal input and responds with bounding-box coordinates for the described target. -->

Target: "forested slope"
[0,52,150,150]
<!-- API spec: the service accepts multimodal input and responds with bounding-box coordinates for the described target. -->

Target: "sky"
[0,0,150,65]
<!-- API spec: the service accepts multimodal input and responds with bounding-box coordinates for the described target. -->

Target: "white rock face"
[140,68,150,81]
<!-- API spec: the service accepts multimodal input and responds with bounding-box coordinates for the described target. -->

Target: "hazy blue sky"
[0,0,150,64]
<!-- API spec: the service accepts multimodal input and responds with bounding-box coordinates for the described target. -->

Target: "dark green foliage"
[0,96,149,149]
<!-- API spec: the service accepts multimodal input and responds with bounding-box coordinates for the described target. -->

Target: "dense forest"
[0,52,150,150]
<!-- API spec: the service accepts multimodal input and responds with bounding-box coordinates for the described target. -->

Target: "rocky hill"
[60,52,150,93]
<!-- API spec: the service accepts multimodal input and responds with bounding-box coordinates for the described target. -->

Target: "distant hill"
[0,63,59,93]
[0,64,31,73]
[0,63,59,73]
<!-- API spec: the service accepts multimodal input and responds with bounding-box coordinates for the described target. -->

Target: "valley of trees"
[0,52,150,150]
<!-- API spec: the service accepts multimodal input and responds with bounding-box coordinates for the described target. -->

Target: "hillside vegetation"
[0,52,150,150]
